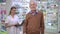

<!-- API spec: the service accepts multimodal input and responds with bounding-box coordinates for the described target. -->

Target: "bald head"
[29,1,37,12]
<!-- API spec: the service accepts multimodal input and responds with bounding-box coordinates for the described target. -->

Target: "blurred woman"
[5,7,20,34]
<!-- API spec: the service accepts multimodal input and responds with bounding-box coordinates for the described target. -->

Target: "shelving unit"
[0,0,59,34]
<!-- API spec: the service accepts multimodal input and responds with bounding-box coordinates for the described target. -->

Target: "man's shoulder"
[26,12,31,16]
[38,10,43,14]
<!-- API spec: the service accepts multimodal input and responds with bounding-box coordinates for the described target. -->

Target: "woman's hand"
[14,23,19,27]
[5,23,14,28]
[5,22,18,28]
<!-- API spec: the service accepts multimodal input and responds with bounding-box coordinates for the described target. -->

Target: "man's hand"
[23,32,26,34]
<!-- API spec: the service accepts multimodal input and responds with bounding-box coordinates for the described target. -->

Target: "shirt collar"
[29,10,38,14]
[29,10,38,16]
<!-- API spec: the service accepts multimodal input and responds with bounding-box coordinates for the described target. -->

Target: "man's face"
[29,2,37,11]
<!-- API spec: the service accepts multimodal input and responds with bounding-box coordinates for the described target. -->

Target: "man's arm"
[40,12,45,34]
[23,14,28,34]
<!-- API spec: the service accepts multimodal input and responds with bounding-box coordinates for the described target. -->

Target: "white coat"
[5,15,20,34]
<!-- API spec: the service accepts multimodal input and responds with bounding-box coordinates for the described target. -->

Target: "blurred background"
[0,0,60,34]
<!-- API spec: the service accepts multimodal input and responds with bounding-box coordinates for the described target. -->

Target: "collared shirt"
[29,10,38,16]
